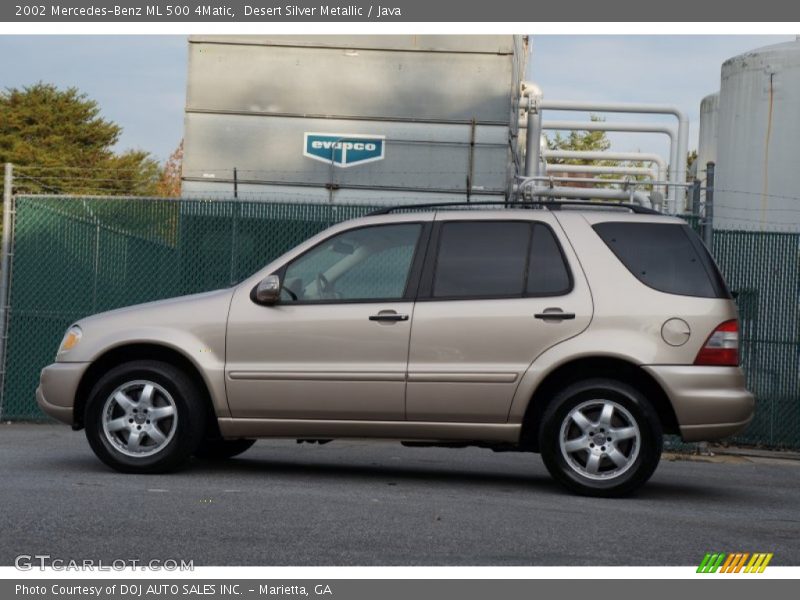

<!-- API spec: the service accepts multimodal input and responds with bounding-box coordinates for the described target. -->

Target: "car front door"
[406,213,593,423]
[225,219,429,420]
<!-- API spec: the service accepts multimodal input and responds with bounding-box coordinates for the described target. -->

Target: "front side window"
[282,223,421,302]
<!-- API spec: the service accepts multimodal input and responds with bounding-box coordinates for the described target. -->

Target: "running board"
[218,418,521,443]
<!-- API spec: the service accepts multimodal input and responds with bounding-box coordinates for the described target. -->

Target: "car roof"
[366,200,660,216]
[347,206,683,228]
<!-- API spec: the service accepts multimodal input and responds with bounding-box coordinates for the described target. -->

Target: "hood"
[76,288,235,327]
[59,287,236,363]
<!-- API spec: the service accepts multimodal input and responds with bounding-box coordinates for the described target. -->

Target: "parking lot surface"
[1,424,798,565]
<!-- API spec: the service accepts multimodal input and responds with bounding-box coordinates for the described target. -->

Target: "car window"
[282,223,421,302]
[527,223,572,296]
[433,222,530,298]
[592,222,731,299]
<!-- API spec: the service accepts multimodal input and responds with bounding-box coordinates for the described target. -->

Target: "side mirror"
[254,274,281,305]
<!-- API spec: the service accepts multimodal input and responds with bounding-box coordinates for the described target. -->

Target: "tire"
[539,378,663,497]
[84,360,207,474]
[194,438,256,460]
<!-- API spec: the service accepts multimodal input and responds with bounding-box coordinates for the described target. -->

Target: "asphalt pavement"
[1,423,798,566]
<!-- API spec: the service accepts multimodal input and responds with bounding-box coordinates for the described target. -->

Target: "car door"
[406,213,593,423]
[225,220,429,420]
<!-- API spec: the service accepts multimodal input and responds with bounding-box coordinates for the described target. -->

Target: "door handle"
[369,312,409,322]
[534,309,576,321]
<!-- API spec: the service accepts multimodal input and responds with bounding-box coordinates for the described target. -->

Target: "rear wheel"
[539,378,662,497]
[194,438,256,460]
[85,360,207,473]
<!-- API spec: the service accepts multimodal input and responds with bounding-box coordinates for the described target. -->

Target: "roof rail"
[366,200,660,216]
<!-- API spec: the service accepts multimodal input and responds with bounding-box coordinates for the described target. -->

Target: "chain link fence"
[1,195,798,449]
[0,196,380,420]
[715,230,800,447]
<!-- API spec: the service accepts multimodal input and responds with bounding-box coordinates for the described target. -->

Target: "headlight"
[59,326,82,354]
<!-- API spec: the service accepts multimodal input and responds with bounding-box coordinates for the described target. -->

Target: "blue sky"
[531,35,795,158]
[0,36,187,161]
[0,35,794,162]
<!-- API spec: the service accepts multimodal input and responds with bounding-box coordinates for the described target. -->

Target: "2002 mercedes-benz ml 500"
[37,202,754,496]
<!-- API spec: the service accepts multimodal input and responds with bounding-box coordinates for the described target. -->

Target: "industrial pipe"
[545,164,659,179]
[517,183,652,208]
[532,120,679,212]
[528,175,658,187]
[542,150,668,185]
[539,99,689,210]
[521,82,543,178]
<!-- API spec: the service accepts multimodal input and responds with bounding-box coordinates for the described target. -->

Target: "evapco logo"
[696,552,773,573]
[303,132,385,168]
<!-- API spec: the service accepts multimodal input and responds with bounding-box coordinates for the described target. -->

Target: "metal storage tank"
[695,91,718,181]
[182,35,527,204]
[715,39,800,230]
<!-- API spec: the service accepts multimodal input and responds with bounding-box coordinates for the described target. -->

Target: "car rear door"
[405,212,593,423]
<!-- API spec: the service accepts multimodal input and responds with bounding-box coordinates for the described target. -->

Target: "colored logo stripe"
[721,553,750,573]
[745,553,773,573]
[697,552,773,573]
[697,553,726,573]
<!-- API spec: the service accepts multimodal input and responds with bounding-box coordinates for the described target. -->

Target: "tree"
[0,83,161,198]
[686,149,699,176]
[544,115,648,188]
[546,115,611,160]
[156,140,183,198]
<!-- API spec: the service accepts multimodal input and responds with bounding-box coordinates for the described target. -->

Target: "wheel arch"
[72,343,219,435]
[518,356,679,452]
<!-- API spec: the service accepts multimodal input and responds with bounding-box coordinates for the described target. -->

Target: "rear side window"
[528,223,572,296]
[431,221,572,299]
[433,222,529,298]
[592,222,731,299]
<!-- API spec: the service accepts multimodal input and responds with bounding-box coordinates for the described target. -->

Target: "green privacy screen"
[714,230,800,448]
[2,196,798,449]
[1,196,379,420]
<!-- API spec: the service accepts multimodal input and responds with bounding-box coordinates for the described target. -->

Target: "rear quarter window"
[592,222,731,299]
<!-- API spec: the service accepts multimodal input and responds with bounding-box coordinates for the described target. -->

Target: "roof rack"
[366,200,660,216]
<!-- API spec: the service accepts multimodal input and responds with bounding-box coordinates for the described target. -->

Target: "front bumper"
[643,365,755,442]
[36,362,90,426]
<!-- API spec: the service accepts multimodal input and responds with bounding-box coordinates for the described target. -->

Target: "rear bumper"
[643,365,755,442]
[36,362,89,426]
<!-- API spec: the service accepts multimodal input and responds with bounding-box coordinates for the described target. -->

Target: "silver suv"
[37,202,754,496]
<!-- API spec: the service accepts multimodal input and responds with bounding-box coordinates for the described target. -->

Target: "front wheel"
[84,360,207,474]
[539,378,663,497]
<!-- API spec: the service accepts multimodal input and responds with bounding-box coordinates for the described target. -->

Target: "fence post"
[229,202,239,286]
[0,163,14,416]
[691,179,701,221]
[704,162,715,248]
[92,220,100,312]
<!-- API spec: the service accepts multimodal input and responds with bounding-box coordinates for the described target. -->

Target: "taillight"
[694,320,739,366]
